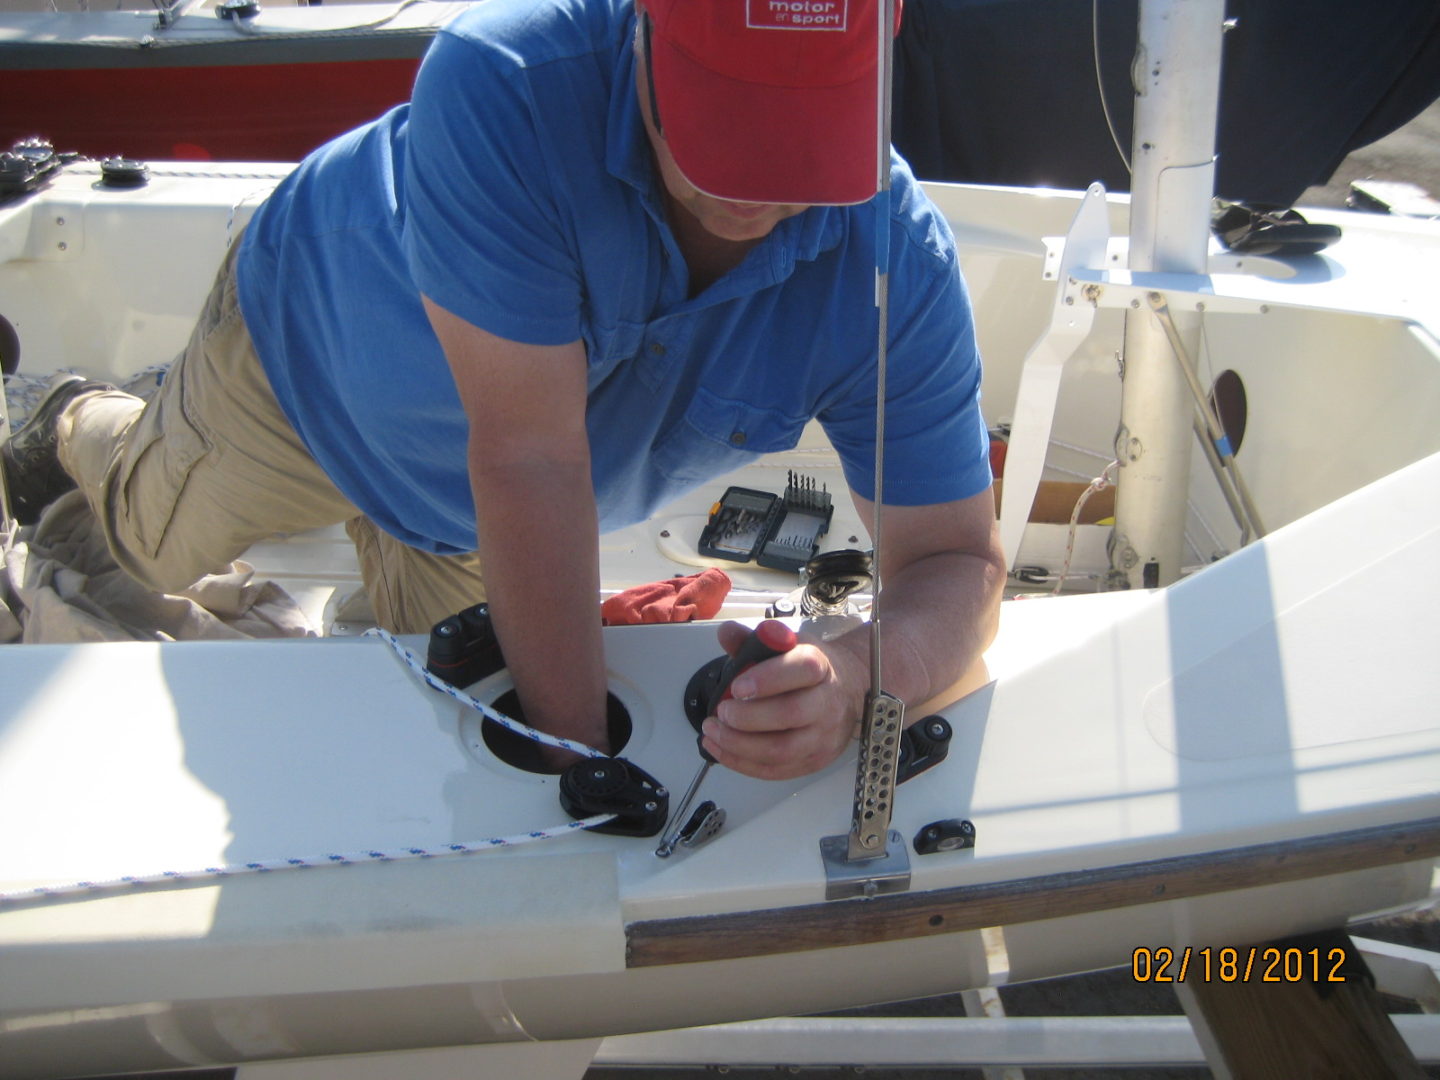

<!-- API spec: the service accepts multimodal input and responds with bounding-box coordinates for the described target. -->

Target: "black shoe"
[2,374,116,525]
[1211,198,1341,257]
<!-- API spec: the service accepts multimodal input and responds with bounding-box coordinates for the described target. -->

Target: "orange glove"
[601,568,732,626]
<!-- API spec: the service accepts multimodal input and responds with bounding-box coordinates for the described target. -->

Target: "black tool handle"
[700,620,799,762]
[706,620,799,714]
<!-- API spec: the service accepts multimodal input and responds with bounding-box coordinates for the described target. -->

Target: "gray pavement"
[1303,100,1440,210]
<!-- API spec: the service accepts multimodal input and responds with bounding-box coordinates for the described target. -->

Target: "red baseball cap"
[639,0,898,206]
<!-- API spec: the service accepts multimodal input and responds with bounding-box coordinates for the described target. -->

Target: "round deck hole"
[481,690,631,774]
[1207,369,1248,454]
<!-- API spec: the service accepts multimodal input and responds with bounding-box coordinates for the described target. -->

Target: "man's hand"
[703,486,1005,782]
[700,620,870,780]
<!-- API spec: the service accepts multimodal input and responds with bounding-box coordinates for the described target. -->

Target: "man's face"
[635,18,809,244]
[647,132,809,243]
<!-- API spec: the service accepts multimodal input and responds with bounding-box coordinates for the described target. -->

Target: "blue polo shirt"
[237,0,989,555]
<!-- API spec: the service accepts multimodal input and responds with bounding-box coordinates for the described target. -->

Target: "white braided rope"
[64,161,295,182]
[1052,459,1119,595]
[0,627,617,906]
[0,817,614,905]
[363,627,609,760]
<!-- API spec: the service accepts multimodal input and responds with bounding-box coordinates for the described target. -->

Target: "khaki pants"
[57,242,486,634]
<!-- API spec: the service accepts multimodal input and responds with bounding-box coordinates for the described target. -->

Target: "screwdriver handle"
[698,620,798,764]
[658,623,799,859]
[705,620,799,715]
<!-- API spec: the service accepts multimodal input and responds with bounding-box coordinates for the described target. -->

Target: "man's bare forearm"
[842,546,1004,715]
[470,453,609,754]
[422,294,608,758]
[828,502,1006,723]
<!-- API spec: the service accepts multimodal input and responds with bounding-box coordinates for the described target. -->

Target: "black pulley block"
[801,548,872,613]
[559,757,669,837]
[98,158,149,188]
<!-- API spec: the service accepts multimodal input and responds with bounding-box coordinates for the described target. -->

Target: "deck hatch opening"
[1207,368,1248,454]
[481,689,632,774]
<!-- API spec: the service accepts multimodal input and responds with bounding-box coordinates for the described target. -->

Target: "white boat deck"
[1,158,1439,1075]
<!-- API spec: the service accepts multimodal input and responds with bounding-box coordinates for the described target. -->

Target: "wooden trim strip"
[626,816,1440,968]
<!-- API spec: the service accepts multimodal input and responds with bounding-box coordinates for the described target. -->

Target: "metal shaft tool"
[652,749,713,859]
[822,0,911,882]
[655,620,798,858]
[847,0,905,862]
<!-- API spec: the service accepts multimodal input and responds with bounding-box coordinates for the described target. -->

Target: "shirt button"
[730,431,747,446]
[649,342,666,356]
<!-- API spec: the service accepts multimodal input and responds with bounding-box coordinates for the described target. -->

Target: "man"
[2,0,1004,779]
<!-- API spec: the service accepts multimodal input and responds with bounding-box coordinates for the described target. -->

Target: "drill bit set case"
[696,472,834,573]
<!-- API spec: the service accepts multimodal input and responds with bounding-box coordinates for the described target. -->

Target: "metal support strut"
[1109,0,1226,589]
[1146,291,1267,543]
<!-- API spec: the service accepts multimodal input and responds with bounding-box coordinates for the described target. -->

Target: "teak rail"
[626,816,1440,968]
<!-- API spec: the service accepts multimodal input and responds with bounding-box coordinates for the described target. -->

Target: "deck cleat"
[426,602,506,689]
[895,715,953,785]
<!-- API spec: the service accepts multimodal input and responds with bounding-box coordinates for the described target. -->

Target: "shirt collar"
[605,20,661,213]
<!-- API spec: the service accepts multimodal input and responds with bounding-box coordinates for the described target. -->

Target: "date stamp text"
[1131,945,1350,984]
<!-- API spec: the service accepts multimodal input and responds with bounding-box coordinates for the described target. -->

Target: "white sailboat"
[2,2,1438,1076]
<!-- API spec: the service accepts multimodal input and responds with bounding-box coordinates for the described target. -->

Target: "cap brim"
[650,36,880,206]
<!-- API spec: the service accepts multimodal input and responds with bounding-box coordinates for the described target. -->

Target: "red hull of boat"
[1,58,420,161]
